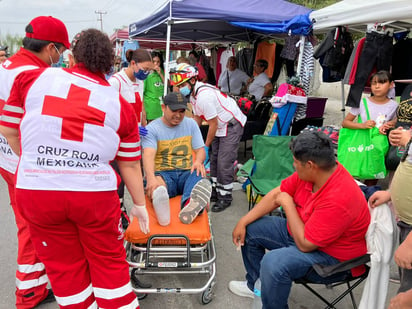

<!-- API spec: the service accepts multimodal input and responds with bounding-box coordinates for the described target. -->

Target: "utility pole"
[95,10,107,32]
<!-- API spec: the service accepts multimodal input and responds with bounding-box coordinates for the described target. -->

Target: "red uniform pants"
[15,188,139,309]
[0,167,49,309]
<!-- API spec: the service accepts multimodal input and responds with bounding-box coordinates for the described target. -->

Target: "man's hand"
[130,204,150,234]
[389,290,412,308]
[389,127,411,147]
[191,160,206,177]
[232,219,247,249]
[395,239,412,270]
[368,190,391,208]
[145,177,161,200]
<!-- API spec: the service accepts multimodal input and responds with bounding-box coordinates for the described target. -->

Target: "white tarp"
[310,0,412,31]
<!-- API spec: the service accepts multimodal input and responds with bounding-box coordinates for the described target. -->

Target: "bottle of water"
[252,278,262,309]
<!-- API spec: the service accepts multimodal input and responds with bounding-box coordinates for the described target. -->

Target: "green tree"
[289,0,339,9]
[1,34,24,56]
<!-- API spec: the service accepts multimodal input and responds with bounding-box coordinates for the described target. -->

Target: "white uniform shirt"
[190,82,246,137]
[248,72,271,101]
[109,69,144,123]
[218,68,249,95]
[1,66,141,191]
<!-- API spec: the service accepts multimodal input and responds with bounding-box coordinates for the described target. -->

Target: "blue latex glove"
[204,146,210,164]
[139,126,148,137]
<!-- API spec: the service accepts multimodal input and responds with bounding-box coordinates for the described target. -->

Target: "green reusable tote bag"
[337,99,389,179]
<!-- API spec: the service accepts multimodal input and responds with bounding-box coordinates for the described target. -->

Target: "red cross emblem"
[42,84,106,142]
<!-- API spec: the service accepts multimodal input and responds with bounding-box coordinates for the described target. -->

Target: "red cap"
[26,16,70,49]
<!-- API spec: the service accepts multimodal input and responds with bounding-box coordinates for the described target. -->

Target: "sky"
[0,0,168,42]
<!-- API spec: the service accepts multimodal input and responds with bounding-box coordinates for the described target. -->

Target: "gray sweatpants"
[210,121,244,202]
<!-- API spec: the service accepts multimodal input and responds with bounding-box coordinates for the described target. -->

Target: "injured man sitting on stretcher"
[142,92,212,225]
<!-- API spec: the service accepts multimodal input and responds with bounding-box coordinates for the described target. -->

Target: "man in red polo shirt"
[229,131,370,308]
[0,16,69,308]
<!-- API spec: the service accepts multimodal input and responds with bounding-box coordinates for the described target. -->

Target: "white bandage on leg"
[152,186,170,226]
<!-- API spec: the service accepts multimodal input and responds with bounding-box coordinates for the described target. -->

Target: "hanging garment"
[296,41,314,120]
[255,41,276,78]
[236,48,255,77]
[272,44,295,83]
[346,32,393,107]
[314,27,354,82]
[392,38,412,96]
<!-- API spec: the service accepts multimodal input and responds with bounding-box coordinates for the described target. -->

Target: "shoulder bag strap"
[362,98,371,121]
[226,70,231,93]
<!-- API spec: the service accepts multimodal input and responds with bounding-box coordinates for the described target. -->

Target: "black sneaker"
[211,200,231,212]
[34,289,55,308]
[210,188,217,203]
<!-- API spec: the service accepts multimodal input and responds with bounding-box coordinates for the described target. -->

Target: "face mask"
[179,85,191,97]
[134,69,150,80]
[50,45,63,67]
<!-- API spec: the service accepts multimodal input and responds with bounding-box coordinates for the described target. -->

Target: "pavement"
[0,97,400,308]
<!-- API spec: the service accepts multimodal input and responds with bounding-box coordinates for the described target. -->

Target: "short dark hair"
[290,131,336,170]
[256,59,268,70]
[370,70,393,84]
[72,28,114,74]
[22,37,64,53]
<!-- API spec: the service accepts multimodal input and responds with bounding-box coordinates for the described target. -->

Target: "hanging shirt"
[255,41,276,78]
[0,48,49,174]
[109,69,144,123]
[0,64,140,191]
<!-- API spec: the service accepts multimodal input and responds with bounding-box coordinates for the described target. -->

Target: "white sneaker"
[228,280,254,299]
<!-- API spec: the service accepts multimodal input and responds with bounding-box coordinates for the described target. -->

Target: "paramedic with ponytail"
[0,29,148,309]
[0,15,70,308]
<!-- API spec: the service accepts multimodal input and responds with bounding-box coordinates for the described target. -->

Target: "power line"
[94,10,107,31]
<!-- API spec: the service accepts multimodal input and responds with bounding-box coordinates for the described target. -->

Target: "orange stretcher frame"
[125,196,211,245]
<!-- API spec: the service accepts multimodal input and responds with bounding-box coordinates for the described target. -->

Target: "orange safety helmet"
[169,63,198,86]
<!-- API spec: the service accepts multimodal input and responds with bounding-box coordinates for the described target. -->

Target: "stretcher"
[124,195,216,305]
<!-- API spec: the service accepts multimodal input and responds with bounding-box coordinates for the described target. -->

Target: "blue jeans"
[241,216,348,309]
[155,170,203,208]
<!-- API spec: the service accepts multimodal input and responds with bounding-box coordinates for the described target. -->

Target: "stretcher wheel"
[136,293,147,300]
[200,283,214,305]
[131,269,152,288]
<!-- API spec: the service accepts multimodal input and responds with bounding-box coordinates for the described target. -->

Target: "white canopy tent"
[310,0,412,119]
[310,0,412,32]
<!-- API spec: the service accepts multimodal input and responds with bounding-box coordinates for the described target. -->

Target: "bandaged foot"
[179,179,212,224]
[152,186,170,226]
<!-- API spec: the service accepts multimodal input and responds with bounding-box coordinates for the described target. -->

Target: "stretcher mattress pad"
[125,196,211,245]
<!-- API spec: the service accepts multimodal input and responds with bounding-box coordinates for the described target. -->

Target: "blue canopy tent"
[128,0,312,93]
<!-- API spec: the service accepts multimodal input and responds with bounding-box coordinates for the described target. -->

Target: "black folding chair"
[294,254,370,309]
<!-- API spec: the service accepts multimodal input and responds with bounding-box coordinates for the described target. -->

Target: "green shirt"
[144,70,164,120]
